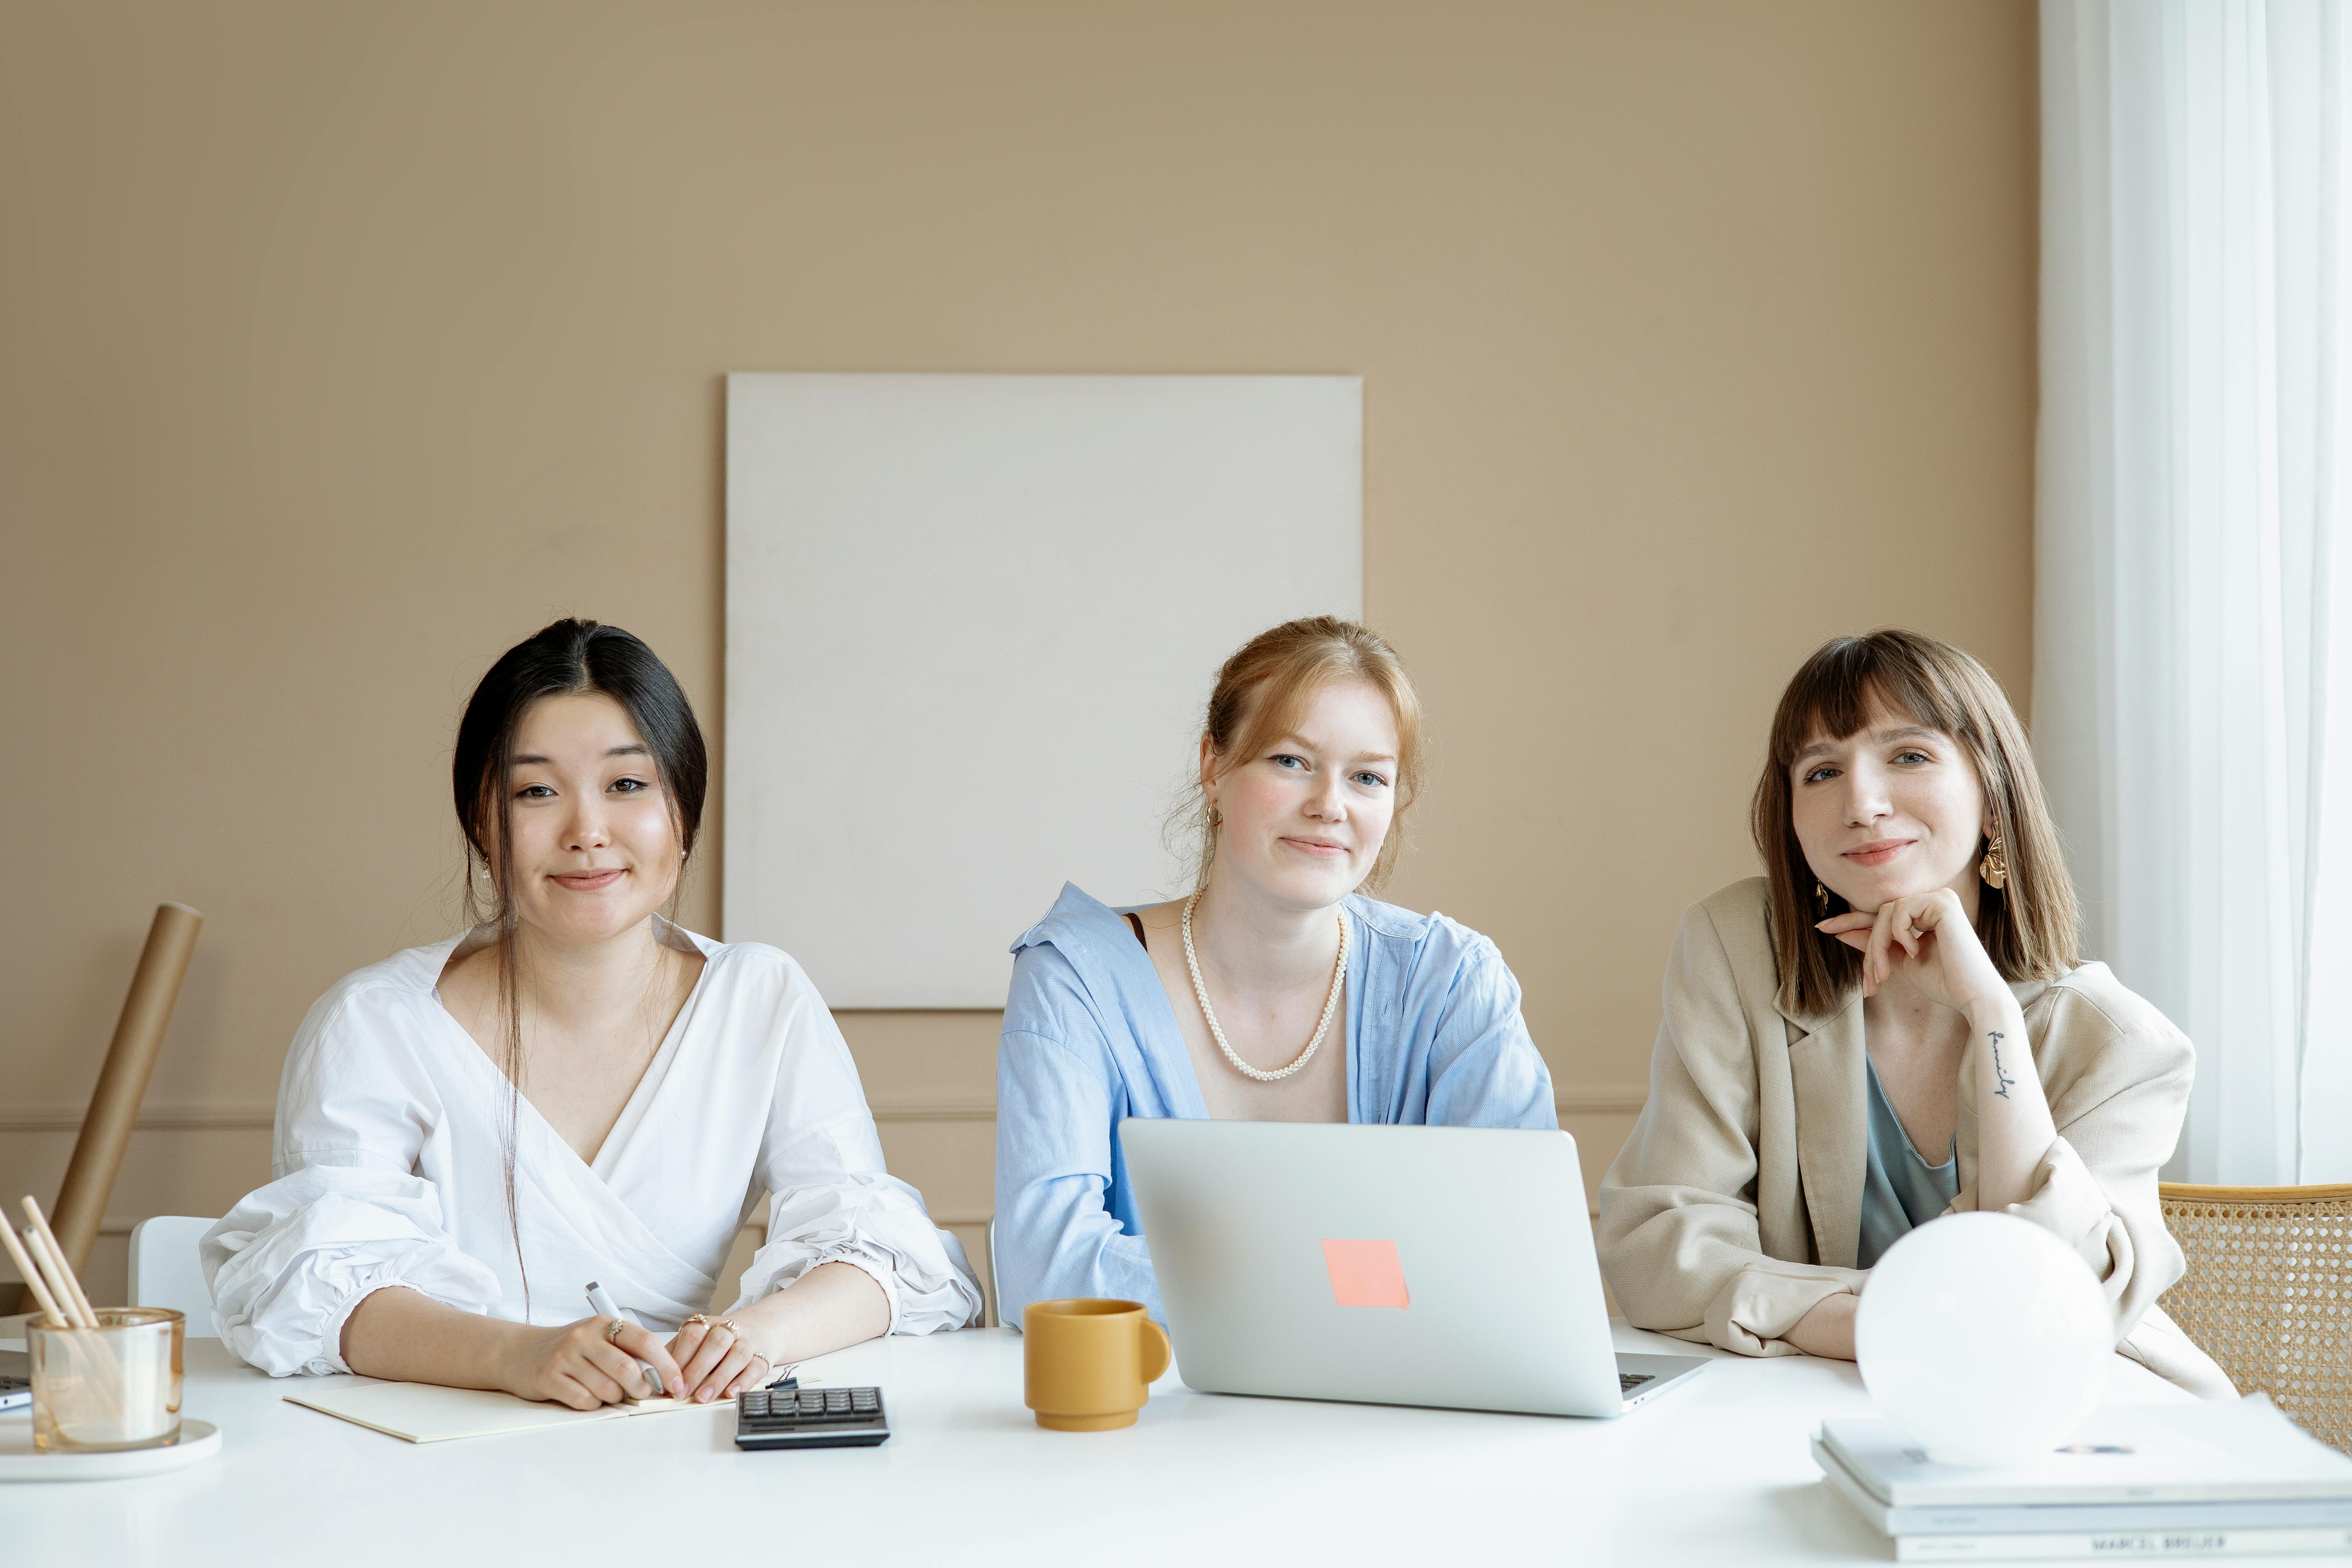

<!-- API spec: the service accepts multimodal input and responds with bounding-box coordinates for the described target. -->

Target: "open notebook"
[284,1379,710,1443]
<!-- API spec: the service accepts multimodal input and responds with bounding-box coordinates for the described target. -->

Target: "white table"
[1,1323,2210,1566]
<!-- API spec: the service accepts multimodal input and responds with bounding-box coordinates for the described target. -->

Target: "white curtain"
[2037,0,2352,1185]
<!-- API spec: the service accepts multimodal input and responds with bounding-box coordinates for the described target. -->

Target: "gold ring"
[684,1313,710,1327]
[715,1317,740,1337]
[605,1317,627,1342]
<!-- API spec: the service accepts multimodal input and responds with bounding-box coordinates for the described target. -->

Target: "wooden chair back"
[2159,1181,2352,1452]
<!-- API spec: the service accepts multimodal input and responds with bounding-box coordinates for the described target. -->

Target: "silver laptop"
[1120,1119,1709,1418]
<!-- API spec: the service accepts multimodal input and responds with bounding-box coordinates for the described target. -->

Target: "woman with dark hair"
[1596,630,2231,1397]
[205,620,980,1407]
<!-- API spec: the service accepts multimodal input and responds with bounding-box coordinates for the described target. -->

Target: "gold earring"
[1814,880,1828,918]
[1980,829,2008,890]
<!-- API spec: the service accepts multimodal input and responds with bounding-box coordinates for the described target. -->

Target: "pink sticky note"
[1321,1238,1411,1309]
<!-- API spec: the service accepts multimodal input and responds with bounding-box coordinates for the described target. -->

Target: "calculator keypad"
[734,1385,889,1450]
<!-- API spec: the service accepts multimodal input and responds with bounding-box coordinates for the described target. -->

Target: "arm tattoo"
[1988,1030,2016,1100]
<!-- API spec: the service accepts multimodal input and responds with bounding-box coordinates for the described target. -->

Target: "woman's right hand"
[496,1316,685,1409]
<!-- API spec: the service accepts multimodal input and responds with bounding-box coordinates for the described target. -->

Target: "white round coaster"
[0,1417,221,1481]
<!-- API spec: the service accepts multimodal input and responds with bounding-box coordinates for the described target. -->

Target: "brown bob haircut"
[1752,629,2081,1016]
[1174,615,1424,894]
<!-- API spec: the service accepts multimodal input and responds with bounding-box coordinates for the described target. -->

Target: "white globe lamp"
[1854,1211,2112,1467]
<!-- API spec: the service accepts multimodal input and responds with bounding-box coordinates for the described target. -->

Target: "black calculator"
[734,1383,889,1450]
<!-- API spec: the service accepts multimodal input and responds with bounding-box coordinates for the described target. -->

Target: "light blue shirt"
[993,883,1558,1324]
[1857,1056,1959,1269]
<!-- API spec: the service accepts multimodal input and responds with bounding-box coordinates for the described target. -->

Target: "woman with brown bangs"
[1596,630,2232,1397]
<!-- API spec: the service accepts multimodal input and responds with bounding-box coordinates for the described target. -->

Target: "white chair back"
[128,1216,219,1336]
[987,1218,1002,1329]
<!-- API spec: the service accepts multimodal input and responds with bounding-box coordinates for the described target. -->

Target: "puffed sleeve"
[731,987,983,1336]
[1597,902,1867,1356]
[202,991,502,1377]
[993,942,1162,1323]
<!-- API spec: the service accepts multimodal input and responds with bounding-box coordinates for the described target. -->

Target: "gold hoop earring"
[1980,829,2009,890]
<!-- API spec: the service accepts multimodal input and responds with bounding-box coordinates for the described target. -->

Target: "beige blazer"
[1596,878,2233,1399]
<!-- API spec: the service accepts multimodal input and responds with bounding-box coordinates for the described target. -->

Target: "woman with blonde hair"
[1597,630,2231,1396]
[994,616,1556,1323]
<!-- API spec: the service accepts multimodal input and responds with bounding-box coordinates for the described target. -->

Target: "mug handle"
[1139,1318,1172,1384]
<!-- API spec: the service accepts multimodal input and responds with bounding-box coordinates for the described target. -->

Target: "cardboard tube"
[46,903,203,1284]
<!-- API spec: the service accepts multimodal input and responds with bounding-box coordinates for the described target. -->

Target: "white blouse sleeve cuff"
[202,1167,503,1377]
[305,1265,489,1377]
[730,1177,983,1336]
[802,1242,904,1334]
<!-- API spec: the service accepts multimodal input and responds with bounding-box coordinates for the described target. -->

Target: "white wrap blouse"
[204,920,982,1376]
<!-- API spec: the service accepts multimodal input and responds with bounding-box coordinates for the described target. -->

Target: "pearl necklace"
[1180,891,1348,1083]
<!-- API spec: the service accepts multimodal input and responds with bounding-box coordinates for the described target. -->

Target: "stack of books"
[1814,1397,2352,1560]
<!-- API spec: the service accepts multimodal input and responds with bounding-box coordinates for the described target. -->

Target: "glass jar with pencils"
[4,1194,188,1453]
[27,1308,185,1453]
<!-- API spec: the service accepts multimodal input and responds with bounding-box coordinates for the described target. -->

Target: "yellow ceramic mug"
[1022,1298,1173,1431]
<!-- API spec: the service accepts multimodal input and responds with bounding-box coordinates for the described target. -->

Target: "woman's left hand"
[1817,887,2006,1016]
[662,1264,889,1404]
[664,1315,776,1404]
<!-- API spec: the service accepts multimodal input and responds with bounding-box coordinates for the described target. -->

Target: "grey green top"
[1857,1056,1959,1269]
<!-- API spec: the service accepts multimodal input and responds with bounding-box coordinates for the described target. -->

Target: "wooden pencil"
[20,1198,98,1327]
[0,1220,68,1327]
[22,1225,96,1331]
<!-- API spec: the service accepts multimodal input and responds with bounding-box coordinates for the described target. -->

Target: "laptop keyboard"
[1619,1372,1655,1394]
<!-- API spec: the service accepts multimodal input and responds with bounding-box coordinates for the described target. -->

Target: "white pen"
[586,1280,666,1398]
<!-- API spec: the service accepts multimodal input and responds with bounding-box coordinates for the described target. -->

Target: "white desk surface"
[2,1321,2226,1567]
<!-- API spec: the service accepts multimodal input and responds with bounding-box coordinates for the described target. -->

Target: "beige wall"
[0,1,2036,1315]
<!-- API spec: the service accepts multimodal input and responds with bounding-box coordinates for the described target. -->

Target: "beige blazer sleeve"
[1964,973,2231,1396]
[1595,895,1866,1357]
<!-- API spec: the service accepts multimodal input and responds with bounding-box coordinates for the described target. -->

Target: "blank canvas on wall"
[725,373,1363,1007]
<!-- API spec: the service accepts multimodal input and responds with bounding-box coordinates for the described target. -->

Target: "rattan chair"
[2159,1182,2352,1451]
